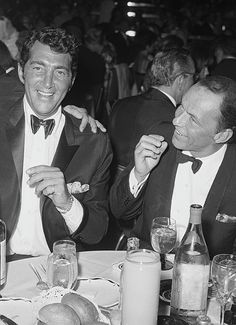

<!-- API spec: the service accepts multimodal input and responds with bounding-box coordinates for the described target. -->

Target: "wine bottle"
[0,219,6,290]
[170,204,210,325]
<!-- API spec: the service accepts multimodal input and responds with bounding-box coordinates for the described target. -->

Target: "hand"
[63,105,106,133]
[26,165,71,211]
[134,134,168,182]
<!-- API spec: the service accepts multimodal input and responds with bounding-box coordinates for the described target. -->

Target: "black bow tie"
[30,115,55,139]
[176,151,202,174]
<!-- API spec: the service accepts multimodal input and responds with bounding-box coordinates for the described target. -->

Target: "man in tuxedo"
[0,27,112,257]
[0,40,24,111]
[211,36,236,82]
[109,48,195,171]
[110,76,236,258]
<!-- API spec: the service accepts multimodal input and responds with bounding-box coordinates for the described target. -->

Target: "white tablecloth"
[2,251,220,324]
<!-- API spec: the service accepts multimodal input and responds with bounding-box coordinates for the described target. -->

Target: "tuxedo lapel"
[6,100,25,187]
[51,128,79,173]
[203,145,236,223]
[142,148,178,240]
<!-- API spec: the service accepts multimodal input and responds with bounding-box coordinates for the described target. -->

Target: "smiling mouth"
[38,90,54,97]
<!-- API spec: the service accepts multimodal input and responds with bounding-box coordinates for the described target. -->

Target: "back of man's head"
[149,48,194,88]
[198,75,236,141]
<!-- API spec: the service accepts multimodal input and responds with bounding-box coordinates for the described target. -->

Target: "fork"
[29,263,49,290]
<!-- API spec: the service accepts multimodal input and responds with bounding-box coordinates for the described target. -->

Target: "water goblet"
[46,239,78,289]
[150,217,177,270]
[211,254,236,325]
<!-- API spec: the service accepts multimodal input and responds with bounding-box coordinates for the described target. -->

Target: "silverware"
[29,263,49,290]
[77,276,119,286]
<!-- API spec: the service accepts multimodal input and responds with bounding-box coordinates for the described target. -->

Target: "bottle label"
[0,239,6,285]
[171,263,210,310]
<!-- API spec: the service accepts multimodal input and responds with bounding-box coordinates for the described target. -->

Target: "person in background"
[110,75,236,259]
[108,48,195,175]
[190,39,214,81]
[0,27,112,259]
[211,36,236,82]
[0,40,24,110]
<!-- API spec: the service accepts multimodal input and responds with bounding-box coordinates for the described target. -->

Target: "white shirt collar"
[183,144,227,163]
[23,95,63,135]
[151,86,176,107]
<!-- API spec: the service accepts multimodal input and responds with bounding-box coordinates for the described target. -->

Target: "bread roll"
[38,302,81,325]
[61,293,99,324]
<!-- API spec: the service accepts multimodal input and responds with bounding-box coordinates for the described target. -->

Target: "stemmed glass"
[150,217,177,270]
[211,254,236,325]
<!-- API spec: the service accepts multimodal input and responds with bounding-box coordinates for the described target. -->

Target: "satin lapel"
[6,101,25,187]
[51,128,79,172]
[203,145,236,223]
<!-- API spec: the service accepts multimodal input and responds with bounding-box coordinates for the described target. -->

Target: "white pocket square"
[216,213,236,223]
[67,182,90,194]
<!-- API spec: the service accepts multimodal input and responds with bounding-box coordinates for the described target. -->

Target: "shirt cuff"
[57,197,83,234]
[129,167,149,198]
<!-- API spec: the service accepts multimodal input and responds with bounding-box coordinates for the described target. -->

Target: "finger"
[27,170,62,186]
[95,120,106,132]
[88,116,97,133]
[27,165,60,176]
[35,179,63,196]
[79,115,89,132]
[42,184,55,197]
[63,105,86,117]
[139,134,165,147]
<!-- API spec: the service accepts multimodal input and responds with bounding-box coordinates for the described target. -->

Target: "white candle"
[121,249,161,325]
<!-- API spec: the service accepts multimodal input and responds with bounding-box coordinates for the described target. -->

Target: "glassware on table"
[46,239,78,289]
[0,219,6,291]
[121,249,161,325]
[211,254,236,325]
[150,217,177,270]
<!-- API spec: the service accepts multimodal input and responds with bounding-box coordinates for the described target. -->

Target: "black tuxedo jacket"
[109,87,176,168]
[0,97,113,251]
[110,123,236,259]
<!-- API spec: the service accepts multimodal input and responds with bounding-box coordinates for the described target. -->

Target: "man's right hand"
[134,134,168,183]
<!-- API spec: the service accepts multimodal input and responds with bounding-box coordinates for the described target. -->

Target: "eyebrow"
[181,102,201,125]
[30,60,70,72]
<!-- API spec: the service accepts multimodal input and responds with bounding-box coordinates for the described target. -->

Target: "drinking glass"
[211,254,236,325]
[150,217,177,270]
[46,240,78,289]
[121,249,161,325]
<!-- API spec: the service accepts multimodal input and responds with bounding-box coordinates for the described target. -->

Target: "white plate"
[76,278,120,308]
[0,298,35,325]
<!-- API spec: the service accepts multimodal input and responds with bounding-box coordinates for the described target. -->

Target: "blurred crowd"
[0,0,235,121]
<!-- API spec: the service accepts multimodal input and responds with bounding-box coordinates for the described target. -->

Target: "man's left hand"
[63,105,106,133]
[26,165,72,211]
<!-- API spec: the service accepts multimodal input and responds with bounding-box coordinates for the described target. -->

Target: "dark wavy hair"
[198,75,236,142]
[19,26,79,79]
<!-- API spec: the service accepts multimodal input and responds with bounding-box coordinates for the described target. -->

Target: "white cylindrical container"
[121,249,161,325]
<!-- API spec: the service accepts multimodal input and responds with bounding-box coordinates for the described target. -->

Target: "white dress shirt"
[8,96,83,256]
[130,145,227,243]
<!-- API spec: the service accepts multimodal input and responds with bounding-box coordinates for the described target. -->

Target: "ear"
[18,63,25,84]
[214,128,233,144]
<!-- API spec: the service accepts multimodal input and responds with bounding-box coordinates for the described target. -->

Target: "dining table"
[1,250,220,325]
